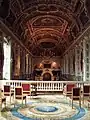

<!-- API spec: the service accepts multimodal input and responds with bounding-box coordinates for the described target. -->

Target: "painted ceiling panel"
[0,0,90,57]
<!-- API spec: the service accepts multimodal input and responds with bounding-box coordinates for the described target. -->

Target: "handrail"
[1,80,90,84]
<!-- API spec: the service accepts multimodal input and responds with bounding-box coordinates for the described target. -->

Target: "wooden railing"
[0,80,90,92]
[36,81,63,91]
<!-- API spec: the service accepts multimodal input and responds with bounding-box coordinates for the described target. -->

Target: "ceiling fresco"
[0,0,90,56]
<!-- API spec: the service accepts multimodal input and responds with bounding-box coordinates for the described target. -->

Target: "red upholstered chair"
[15,87,26,105]
[22,83,31,97]
[63,84,76,97]
[82,85,90,104]
[3,85,14,104]
[71,87,81,108]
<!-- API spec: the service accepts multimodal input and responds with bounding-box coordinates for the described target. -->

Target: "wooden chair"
[3,85,14,104]
[0,88,6,110]
[15,87,26,105]
[22,83,31,97]
[63,83,76,97]
[71,87,81,108]
[82,85,90,104]
[0,97,6,110]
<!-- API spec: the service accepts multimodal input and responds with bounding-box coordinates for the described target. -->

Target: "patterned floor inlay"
[0,95,90,120]
[35,106,58,112]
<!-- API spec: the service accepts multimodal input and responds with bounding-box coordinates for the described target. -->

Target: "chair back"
[72,87,81,108]
[15,87,22,96]
[4,85,10,92]
[72,87,81,96]
[83,85,90,94]
[22,83,30,91]
[67,84,76,91]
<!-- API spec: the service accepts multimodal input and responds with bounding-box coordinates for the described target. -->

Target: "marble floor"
[0,94,90,120]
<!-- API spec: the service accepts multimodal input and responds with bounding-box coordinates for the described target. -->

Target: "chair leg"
[14,99,17,108]
[25,98,26,105]
[4,100,6,107]
[83,96,84,104]
[88,102,90,108]
[0,101,2,110]
[13,94,14,99]
[22,99,23,105]
[10,95,11,104]
[30,92,31,99]
[66,94,67,99]
[14,103,15,108]
[79,99,81,108]
[72,99,73,109]
[31,92,33,98]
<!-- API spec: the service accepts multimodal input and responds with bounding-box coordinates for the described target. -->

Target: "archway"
[43,72,51,81]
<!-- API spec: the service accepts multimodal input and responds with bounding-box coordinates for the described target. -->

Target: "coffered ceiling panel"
[0,0,90,56]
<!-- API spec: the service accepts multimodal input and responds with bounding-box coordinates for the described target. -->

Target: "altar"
[35,68,61,81]
[34,60,61,81]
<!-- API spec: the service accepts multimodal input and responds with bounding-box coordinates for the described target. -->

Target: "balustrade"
[0,80,90,92]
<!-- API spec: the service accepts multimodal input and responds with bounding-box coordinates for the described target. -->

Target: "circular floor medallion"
[6,95,87,120]
[35,106,58,112]
[11,102,87,120]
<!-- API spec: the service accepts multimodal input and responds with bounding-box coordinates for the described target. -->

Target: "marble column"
[13,44,20,79]
[0,31,4,79]
[26,54,29,74]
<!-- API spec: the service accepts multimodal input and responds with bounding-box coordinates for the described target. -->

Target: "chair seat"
[73,98,80,100]
[16,96,26,100]
[23,92,30,94]
[83,94,90,96]
[4,92,14,96]
[66,92,72,96]
[4,93,10,96]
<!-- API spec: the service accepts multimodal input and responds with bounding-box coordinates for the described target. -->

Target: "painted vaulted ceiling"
[0,0,90,56]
